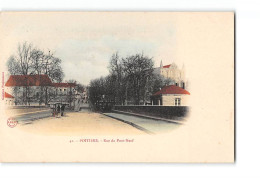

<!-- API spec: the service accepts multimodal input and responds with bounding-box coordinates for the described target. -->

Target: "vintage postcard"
[0,12,234,162]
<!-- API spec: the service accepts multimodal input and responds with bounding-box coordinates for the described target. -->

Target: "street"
[12,108,180,135]
[15,108,145,135]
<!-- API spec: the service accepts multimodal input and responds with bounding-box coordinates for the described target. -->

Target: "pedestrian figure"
[61,104,65,116]
[57,104,61,117]
[52,106,56,117]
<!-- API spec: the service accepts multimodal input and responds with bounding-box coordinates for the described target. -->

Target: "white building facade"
[151,85,190,106]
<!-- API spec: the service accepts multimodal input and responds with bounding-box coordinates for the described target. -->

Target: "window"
[175,98,181,106]
[64,89,66,91]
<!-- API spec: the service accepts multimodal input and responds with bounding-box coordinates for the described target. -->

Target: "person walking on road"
[57,105,61,117]
[61,104,65,116]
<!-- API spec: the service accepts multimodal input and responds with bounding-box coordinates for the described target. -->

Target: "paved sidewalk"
[103,112,181,134]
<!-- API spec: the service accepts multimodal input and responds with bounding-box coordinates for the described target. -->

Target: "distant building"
[154,61,187,89]
[50,82,77,106]
[4,92,15,106]
[52,83,76,96]
[151,85,190,106]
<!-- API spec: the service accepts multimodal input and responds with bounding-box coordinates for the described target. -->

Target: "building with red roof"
[5,92,14,98]
[4,92,15,105]
[151,85,190,106]
[5,74,52,87]
[162,64,171,68]
[152,85,190,96]
[5,74,53,105]
[4,74,81,106]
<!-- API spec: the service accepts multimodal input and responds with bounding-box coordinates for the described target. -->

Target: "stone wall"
[113,105,189,119]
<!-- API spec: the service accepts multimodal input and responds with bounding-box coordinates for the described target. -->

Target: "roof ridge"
[5,92,14,98]
[152,85,190,96]
[5,74,52,87]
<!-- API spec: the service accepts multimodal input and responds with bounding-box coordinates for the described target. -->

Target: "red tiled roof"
[52,83,76,87]
[163,64,171,68]
[5,75,52,87]
[152,85,190,96]
[5,92,14,98]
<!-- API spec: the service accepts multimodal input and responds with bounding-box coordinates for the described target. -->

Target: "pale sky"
[1,12,196,85]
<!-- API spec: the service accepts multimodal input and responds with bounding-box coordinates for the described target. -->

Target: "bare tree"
[89,53,156,108]
[14,42,34,104]
[37,51,64,104]
[6,56,21,75]
[17,42,34,75]
[30,49,45,105]
[89,77,105,109]
[108,52,125,104]
[42,51,64,83]
[122,53,154,105]
[31,49,44,75]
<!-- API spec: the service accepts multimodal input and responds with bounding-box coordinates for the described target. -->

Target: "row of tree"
[89,53,173,107]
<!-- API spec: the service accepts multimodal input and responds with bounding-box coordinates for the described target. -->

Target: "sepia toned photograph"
[0,12,234,162]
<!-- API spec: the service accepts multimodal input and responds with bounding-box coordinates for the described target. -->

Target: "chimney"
[182,82,185,89]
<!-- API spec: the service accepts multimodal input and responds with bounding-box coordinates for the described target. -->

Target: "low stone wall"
[8,105,48,109]
[113,105,189,120]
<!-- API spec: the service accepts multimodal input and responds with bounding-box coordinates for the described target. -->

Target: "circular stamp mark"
[7,117,17,128]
